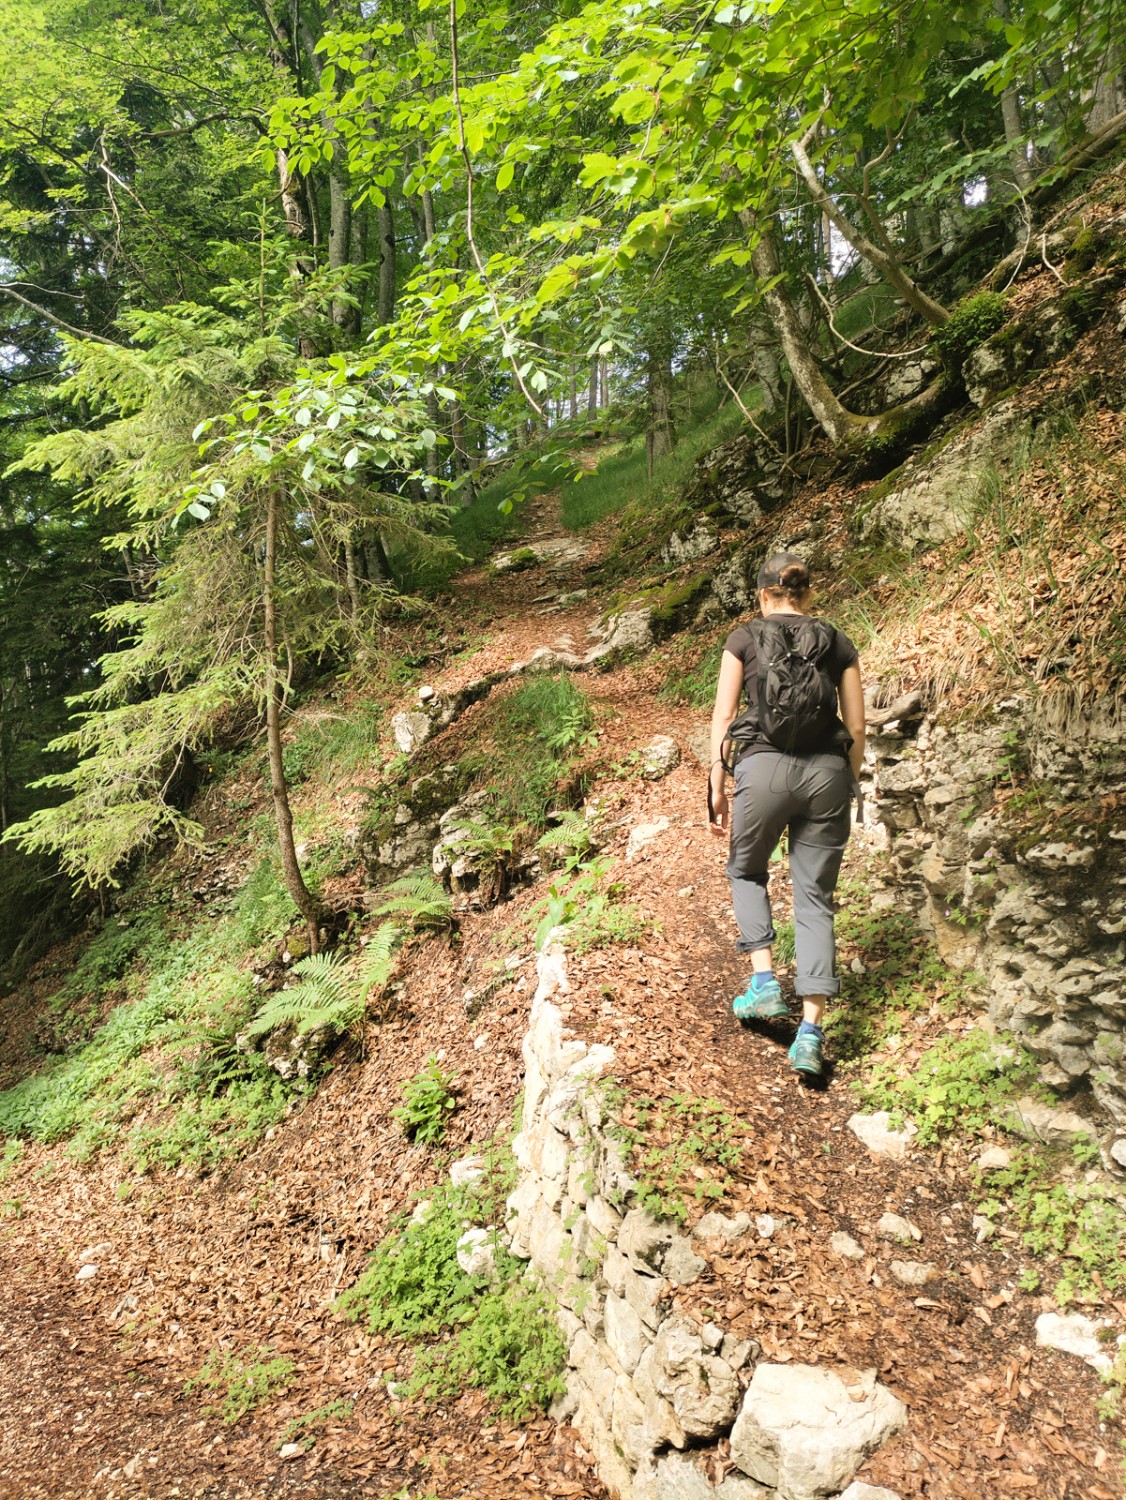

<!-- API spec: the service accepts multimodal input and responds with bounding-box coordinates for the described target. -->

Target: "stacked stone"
[507,937,907,1500]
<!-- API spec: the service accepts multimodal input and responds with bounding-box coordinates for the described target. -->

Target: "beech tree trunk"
[377,200,396,327]
[263,489,321,952]
[645,326,675,479]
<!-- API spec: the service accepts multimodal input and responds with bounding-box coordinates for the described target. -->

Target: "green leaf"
[343,447,361,469]
[496,160,514,192]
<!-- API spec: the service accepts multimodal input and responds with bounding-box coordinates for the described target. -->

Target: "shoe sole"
[733,997,789,1021]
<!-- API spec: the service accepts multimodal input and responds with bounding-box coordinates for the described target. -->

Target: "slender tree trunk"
[450,396,476,504]
[645,326,676,479]
[377,199,396,327]
[263,489,321,952]
[748,306,784,415]
[587,358,599,415]
[600,359,609,409]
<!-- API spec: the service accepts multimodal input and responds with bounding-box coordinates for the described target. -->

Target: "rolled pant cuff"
[736,931,776,954]
[795,978,841,998]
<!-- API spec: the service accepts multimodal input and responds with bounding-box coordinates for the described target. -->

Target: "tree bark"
[263,489,321,952]
[645,326,676,479]
[587,357,599,415]
[747,306,784,415]
[791,133,949,327]
[377,199,396,327]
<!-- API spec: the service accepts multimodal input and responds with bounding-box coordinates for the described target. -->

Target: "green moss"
[932,290,1010,370]
[1064,224,1103,275]
[499,547,539,572]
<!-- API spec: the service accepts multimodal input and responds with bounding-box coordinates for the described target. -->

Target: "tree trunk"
[748,306,784,415]
[791,133,949,326]
[645,327,675,479]
[263,489,321,952]
[587,358,599,415]
[750,224,949,451]
[377,199,396,327]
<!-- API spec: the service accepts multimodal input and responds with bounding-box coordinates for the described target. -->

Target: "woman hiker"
[707,552,866,1078]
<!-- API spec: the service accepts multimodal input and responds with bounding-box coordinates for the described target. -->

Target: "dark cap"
[756,551,810,591]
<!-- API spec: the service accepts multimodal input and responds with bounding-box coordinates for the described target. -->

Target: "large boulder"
[729,1364,907,1500]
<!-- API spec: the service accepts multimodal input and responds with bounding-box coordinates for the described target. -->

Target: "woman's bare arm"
[708,650,745,830]
[838,662,865,780]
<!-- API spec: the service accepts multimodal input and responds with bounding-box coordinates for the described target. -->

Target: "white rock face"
[847,1111,918,1159]
[1035,1311,1116,1370]
[654,1451,772,1499]
[1004,1097,1094,1146]
[975,1145,1012,1171]
[695,1211,753,1242]
[627,817,670,862]
[456,1227,498,1280]
[839,1484,905,1500]
[594,606,656,658]
[728,1364,908,1500]
[635,1317,741,1440]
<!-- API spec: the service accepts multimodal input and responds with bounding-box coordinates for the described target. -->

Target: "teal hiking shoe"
[733,977,788,1022]
[788,1027,824,1077]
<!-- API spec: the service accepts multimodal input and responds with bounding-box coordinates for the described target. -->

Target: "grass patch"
[560,386,745,532]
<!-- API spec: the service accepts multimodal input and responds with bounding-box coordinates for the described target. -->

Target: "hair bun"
[779,562,810,591]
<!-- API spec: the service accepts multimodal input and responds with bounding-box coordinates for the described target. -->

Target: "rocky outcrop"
[871,694,1126,1167]
[509,937,908,1500]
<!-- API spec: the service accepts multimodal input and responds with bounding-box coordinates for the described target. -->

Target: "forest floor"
[0,479,1120,1500]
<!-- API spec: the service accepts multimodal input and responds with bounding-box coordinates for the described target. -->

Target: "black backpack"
[724,617,839,766]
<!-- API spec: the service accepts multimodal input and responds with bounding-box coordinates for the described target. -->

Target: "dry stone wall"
[507,937,908,1500]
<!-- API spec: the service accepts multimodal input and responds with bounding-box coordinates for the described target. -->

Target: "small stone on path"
[975,1145,1012,1170]
[830,1231,865,1261]
[76,1264,98,1281]
[972,1214,996,1243]
[847,1111,917,1158]
[840,1484,905,1500]
[694,1211,753,1242]
[627,817,670,862]
[449,1153,486,1187]
[640,734,681,780]
[1035,1311,1116,1370]
[876,1212,922,1243]
[890,1259,938,1287]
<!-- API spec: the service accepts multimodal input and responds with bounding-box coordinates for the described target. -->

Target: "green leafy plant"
[535,809,600,872]
[532,857,649,953]
[392,1056,459,1145]
[931,290,1009,369]
[370,870,453,932]
[859,1027,1036,1144]
[603,1083,746,1223]
[244,951,368,1042]
[185,1347,295,1424]
[338,1150,564,1422]
[280,1398,355,1450]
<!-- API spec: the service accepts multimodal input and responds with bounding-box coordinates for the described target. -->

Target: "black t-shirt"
[723,615,859,758]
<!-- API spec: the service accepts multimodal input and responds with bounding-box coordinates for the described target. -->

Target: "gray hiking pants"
[726,750,852,998]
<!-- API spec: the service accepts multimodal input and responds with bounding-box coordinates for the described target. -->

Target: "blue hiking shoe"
[788,1027,824,1077]
[733,977,788,1022]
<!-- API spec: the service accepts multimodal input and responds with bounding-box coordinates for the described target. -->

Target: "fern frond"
[359,922,405,999]
[371,871,453,932]
[245,951,361,1040]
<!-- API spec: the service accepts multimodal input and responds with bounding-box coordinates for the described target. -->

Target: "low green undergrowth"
[279,1398,355,1450]
[393,1056,459,1145]
[185,1346,295,1424]
[602,1084,747,1223]
[976,1147,1126,1307]
[337,1147,566,1422]
[657,639,724,710]
[531,856,649,954]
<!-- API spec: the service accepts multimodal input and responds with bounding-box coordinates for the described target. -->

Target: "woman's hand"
[708,775,729,835]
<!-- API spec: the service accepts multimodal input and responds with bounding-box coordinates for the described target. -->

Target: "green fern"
[245,952,362,1040]
[359,922,404,1000]
[535,810,598,870]
[371,872,452,933]
[445,817,516,861]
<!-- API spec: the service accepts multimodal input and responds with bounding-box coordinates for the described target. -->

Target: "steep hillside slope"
[2,169,1126,1500]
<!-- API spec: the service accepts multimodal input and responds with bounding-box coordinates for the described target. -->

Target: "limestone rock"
[889,1260,937,1287]
[619,1208,705,1284]
[839,1485,905,1500]
[456,1227,498,1280]
[1003,1097,1094,1147]
[847,1112,917,1159]
[449,1153,487,1187]
[80,1242,113,1264]
[591,606,655,659]
[76,1263,98,1281]
[729,1364,908,1500]
[1035,1311,1116,1370]
[695,1211,753,1242]
[654,1452,772,1500]
[627,818,670,862]
[640,735,681,781]
[604,1291,648,1375]
[661,522,720,567]
[876,1213,922,1245]
[392,709,434,754]
[975,1145,1012,1171]
[830,1231,865,1261]
[635,1317,742,1442]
